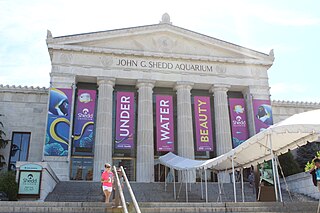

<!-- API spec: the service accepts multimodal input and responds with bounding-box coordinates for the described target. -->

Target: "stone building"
[1,14,319,183]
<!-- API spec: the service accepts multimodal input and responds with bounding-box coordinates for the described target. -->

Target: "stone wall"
[280,172,319,199]
[0,85,48,169]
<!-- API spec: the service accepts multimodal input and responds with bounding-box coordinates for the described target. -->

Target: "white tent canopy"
[159,109,320,172]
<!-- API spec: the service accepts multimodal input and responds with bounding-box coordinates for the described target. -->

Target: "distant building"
[1,14,319,183]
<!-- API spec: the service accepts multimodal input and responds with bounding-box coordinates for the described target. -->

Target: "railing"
[113,166,128,213]
[113,165,141,213]
[120,166,141,213]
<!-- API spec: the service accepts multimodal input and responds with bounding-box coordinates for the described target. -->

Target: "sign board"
[18,164,42,197]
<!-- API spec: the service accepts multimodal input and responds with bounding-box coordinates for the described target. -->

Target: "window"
[9,132,31,171]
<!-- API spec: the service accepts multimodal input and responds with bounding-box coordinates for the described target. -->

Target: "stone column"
[136,80,155,182]
[93,77,115,181]
[175,82,195,182]
[211,84,233,156]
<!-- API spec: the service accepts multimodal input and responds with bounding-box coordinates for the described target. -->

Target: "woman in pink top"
[101,163,114,203]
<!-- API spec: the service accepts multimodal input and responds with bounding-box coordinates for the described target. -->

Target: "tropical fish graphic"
[234,105,245,114]
[115,134,133,144]
[48,88,69,116]
[79,93,92,103]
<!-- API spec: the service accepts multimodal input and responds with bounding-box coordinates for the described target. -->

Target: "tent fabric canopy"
[159,109,320,172]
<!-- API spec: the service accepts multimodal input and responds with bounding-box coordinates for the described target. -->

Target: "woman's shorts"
[102,186,113,192]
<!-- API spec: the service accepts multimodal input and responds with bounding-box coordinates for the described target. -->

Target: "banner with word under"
[228,98,249,148]
[72,89,96,156]
[115,92,135,149]
[194,96,213,151]
[253,99,273,133]
[45,88,73,156]
[156,95,174,152]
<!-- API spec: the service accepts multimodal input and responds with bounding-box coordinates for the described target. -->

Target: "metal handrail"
[120,166,141,213]
[113,166,128,213]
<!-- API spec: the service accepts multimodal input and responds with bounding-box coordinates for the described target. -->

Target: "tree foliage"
[296,142,320,170]
[278,151,302,177]
[0,171,18,200]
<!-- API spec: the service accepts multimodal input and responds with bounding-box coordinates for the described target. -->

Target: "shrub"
[278,151,302,176]
[296,142,320,170]
[0,171,18,200]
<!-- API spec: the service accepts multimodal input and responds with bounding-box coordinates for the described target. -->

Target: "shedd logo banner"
[229,98,249,148]
[115,91,135,149]
[156,95,174,152]
[194,96,213,151]
[45,88,73,156]
[18,171,41,195]
[73,89,96,155]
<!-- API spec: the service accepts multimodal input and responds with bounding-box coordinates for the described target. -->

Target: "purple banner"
[45,88,73,156]
[253,99,273,133]
[73,89,96,155]
[115,92,135,149]
[194,96,214,151]
[229,98,249,148]
[156,95,174,152]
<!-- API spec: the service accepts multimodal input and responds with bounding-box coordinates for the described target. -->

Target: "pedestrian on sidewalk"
[101,163,114,203]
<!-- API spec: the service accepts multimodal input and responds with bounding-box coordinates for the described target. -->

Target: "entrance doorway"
[70,157,94,181]
[112,158,136,181]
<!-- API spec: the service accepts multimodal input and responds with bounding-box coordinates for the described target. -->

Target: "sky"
[0,0,319,102]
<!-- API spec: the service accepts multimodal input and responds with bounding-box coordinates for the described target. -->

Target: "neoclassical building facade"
[1,14,319,183]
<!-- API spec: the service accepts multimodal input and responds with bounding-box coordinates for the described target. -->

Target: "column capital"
[136,79,155,89]
[210,84,231,93]
[174,81,194,91]
[97,77,115,87]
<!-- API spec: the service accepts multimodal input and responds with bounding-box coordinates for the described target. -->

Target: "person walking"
[101,163,114,203]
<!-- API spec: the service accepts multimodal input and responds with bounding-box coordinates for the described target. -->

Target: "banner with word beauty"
[193,96,214,151]
[253,99,273,133]
[72,89,96,156]
[228,98,249,148]
[45,88,73,156]
[156,95,174,151]
[115,91,135,149]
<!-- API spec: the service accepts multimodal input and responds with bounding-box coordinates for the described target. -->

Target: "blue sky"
[0,0,319,102]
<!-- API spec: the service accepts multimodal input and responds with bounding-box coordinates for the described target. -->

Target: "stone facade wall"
[0,85,48,169]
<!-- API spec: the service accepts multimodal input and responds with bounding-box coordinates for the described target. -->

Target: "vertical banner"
[115,92,135,149]
[253,99,273,133]
[156,95,174,151]
[72,89,97,155]
[194,96,213,151]
[45,88,73,156]
[229,98,249,148]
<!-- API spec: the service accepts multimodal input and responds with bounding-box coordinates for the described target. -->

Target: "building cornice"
[48,44,273,66]
[0,84,48,94]
[272,100,320,108]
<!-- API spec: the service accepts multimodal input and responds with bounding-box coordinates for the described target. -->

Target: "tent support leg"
[165,166,167,192]
[205,169,208,203]
[173,168,176,200]
[232,156,237,203]
[185,171,188,203]
[268,134,279,202]
[274,156,283,202]
[200,169,203,200]
[241,168,245,202]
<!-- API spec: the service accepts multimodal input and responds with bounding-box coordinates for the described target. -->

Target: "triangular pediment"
[47,24,273,62]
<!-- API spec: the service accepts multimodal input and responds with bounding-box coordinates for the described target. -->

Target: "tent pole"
[274,156,283,202]
[186,171,188,203]
[232,155,237,203]
[205,169,208,203]
[268,134,279,202]
[200,169,203,200]
[165,166,167,192]
[173,168,176,200]
[217,172,222,202]
[158,163,160,182]
[241,168,245,202]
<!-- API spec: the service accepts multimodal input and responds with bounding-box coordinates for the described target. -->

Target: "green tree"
[296,142,320,170]
[0,171,18,200]
[278,151,302,177]
[0,114,10,170]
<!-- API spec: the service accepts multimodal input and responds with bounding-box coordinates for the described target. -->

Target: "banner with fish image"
[156,95,174,151]
[253,99,273,133]
[194,96,214,151]
[228,98,249,148]
[45,88,73,156]
[115,91,135,149]
[72,89,97,156]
